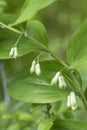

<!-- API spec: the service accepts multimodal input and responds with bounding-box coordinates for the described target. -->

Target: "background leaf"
[38,118,53,130]
[0,13,16,24]
[0,20,48,59]
[14,0,57,25]
[53,119,87,130]
[67,19,87,69]
[8,60,70,103]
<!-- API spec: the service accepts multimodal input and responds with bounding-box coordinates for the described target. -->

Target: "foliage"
[0,0,87,130]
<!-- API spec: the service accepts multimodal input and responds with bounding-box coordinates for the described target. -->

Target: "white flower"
[30,60,36,73]
[35,63,41,76]
[13,47,18,59]
[51,72,60,85]
[9,47,14,57]
[59,76,66,89]
[70,92,77,110]
[70,92,76,106]
[9,47,18,59]
[67,95,71,108]
[71,104,77,111]
[67,92,77,111]
[24,32,28,37]
[30,60,41,76]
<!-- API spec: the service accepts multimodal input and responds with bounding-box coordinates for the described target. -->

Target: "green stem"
[15,34,23,46]
[79,86,87,111]
[72,74,87,111]
[1,22,87,110]
[0,22,22,34]
[27,35,68,67]
[0,22,68,67]
[48,49,68,67]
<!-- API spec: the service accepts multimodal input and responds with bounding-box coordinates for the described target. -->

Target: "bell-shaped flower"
[59,76,66,89]
[67,95,71,108]
[51,72,60,85]
[9,47,18,59]
[30,60,36,74]
[71,104,77,111]
[13,47,18,59]
[67,91,77,111]
[35,63,41,76]
[9,47,14,57]
[70,92,77,111]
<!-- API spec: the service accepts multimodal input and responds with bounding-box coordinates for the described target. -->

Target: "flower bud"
[24,32,28,37]
[35,63,41,76]
[70,92,77,111]
[51,72,60,85]
[14,47,18,59]
[59,76,66,89]
[71,104,77,111]
[67,95,71,108]
[67,92,77,111]
[9,47,14,57]
[70,92,77,106]
[30,60,36,74]
[9,47,18,59]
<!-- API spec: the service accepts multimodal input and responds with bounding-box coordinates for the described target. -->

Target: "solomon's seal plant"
[0,0,87,130]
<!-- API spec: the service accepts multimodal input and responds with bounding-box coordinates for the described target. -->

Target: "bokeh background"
[0,0,87,130]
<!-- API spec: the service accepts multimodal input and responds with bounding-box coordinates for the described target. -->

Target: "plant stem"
[15,34,23,46]
[0,22,22,34]
[0,22,68,67]
[79,86,87,111]
[48,49,68,67]
[72,73,87,111]
[27,35,68,67]
[1,22,87,110]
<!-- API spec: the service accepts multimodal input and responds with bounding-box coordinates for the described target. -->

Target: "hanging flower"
[9,47,18,59]
[35,63,41,76]
[9,47,14,57]
[51,72,60,85]
[70,92,77,110]
[67,91,77,111]
[30,60,41,76]
[67,95,71,108]
[59,75,66,89]
[30,60,36,74]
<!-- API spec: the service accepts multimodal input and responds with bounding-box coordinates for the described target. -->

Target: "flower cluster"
[30,60,41,76]
[9,47,18,59]
[51,71,77,110]
[51,71,66,89]
[67,91,77,111]
[30,61,77,111]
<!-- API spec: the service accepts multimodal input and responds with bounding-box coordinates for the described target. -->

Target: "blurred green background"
[0,0,87,130]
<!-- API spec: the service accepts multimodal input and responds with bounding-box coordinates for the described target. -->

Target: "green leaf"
[8,81,69,103]
[8,60,70,103]
[26,20,48,47]
[53,119,87,130]
[0,13,16,24]
[18,112,33,122]
[67,19,87,68]
[14,0,57,25]
[38,118,53,130]
[7,123,19,130]
[0,20,48,59]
